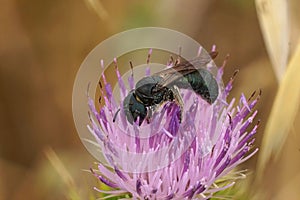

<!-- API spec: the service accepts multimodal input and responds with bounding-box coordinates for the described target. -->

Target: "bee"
[121,52,219,126]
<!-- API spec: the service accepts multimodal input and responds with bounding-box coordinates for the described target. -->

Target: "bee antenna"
[147,49,152,64]
[113,108,121,123]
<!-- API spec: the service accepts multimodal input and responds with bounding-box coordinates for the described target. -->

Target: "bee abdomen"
[175,69,219,104]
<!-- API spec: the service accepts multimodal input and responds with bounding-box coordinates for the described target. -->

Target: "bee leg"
[145,108,152,124]
[113,108,121,122]
[133,110,146,126]
[146,105,157,124]
[172,85,184,122]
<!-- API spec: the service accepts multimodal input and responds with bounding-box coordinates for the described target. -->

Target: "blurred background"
[0,0,299,199]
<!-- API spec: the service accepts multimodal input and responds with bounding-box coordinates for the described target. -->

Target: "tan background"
[0,0,285,199]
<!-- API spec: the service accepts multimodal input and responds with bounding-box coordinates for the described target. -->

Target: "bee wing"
[154,57,212,87]
[154,67,196,87]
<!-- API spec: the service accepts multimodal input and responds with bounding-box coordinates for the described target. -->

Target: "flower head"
[87,48,259,199]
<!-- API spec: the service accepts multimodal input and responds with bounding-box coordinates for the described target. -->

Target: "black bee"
[122,75,175,125]
[122,53,219,126]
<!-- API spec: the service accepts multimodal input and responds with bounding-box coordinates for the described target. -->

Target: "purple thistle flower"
[87,48,260,200]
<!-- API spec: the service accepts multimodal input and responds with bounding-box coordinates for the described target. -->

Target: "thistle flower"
[87,48,260,200]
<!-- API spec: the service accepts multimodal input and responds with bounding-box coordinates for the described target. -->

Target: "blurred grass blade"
[257,41,300,174]
[84,0,108,20]
[255,0,289,81]
[45,147,81,200]
[289,0,300,56]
